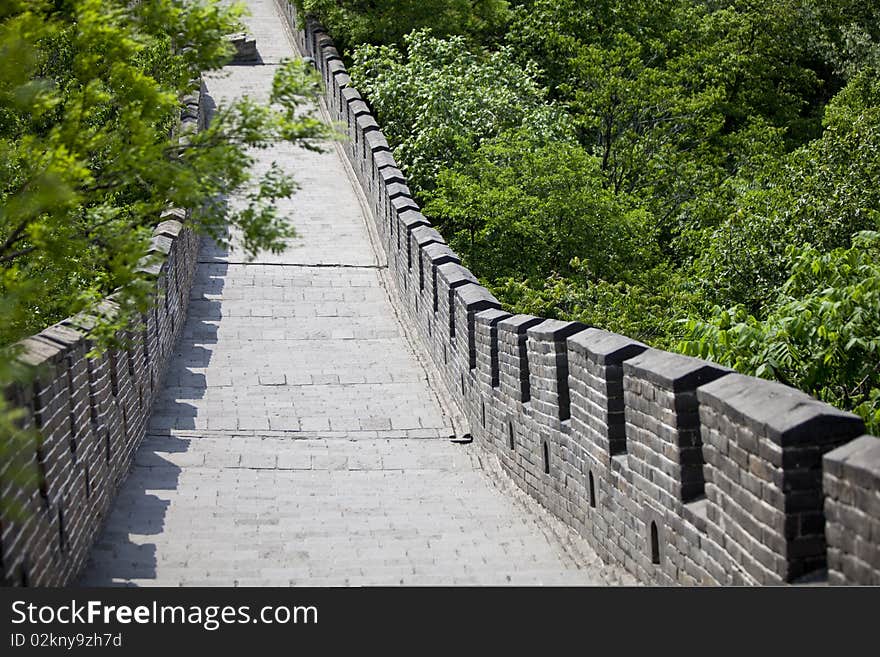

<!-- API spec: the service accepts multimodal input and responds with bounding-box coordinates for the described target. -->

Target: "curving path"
[78,0,631,586]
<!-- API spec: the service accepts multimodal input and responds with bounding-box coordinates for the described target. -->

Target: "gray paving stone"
[77,0,631,588]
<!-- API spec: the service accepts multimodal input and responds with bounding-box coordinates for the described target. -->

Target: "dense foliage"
[351,31,569,194]
[682,231,880,432]
[293,0,510,53]
[0,0,331,500]
[0,0,329,349]
[308,0,880,431]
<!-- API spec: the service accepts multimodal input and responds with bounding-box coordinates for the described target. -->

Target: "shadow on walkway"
[78,65,247,581]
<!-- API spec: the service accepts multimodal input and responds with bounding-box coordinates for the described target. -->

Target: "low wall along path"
[2,0,878,587]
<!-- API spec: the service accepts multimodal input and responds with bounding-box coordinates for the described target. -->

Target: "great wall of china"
[1,0,877,586]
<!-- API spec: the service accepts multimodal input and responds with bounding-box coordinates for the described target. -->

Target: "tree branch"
[0,246,37,265]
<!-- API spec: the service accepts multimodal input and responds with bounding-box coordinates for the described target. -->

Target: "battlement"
[2,2,876,587]
[279,0,880,585]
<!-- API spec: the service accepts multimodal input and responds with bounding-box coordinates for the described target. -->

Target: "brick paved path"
[78,0,631,586]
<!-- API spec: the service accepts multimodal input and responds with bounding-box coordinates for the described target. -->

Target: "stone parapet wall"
[279,0,880,585]
[0,86,206,587]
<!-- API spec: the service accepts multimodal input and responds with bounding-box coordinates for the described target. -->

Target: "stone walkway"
[78,0,630,586]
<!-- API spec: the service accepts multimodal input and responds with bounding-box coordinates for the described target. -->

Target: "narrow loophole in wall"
[58,506,67,553]
[65,357,77,449]
[518,339,531,403]
[650,521,661,565]
[543,441,550,474]
[109,352,119,397]
[86,359,99,426]
[31,380,43,429]
[85,465,91,499]
[19,558,30,587]
[36,449,49,505]
[481,401,486,428]
[448,290,456,340]
[460,372,465,396]
[508,421,515,450]
[589,471,596,508]
[105,429,112,464]
[153,305,159,348]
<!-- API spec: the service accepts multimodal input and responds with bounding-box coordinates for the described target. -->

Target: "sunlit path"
[76,0,631,586]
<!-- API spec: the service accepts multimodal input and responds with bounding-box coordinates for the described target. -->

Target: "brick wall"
[279,0,880,585]
[0,86,205,586]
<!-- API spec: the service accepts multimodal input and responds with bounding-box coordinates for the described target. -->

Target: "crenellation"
[418,242,460,343]
[699,374,865,582]
[474,309,511,390]
[822,436,880,584]
[365,130,390,155]
[283,0,878,584]
[624,350,730,511]
[6,2,878,588]
[497,315,543,406]
[453,285,501,373]
[332,71,352,112]
[526,320,588,428]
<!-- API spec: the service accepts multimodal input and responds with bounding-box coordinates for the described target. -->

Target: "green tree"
[0,0,331,512]
[804,0,880,82]
[350,30,570,195]
[293,0,510,53]
[681,231,880,433]
[507,0,831,253]
[293,0,880,426]
[425,128,690,345]
[0,0,330,347]
[690,74,880,313]
[425,128,655,283]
